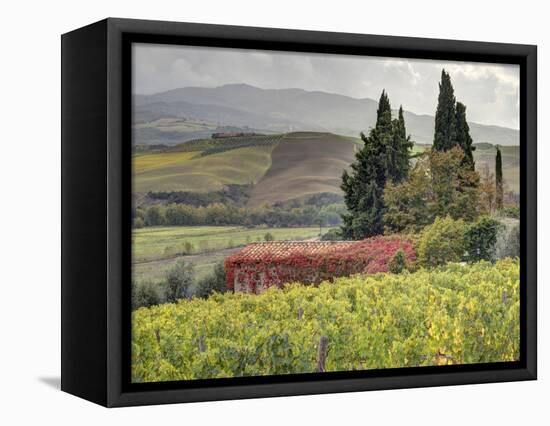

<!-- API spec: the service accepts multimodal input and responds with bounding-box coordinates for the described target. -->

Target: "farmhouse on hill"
[224,237,415,294]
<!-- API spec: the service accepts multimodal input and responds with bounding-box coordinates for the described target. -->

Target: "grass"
[133,250,229,283]
[132,225,329,263]
[133,145,276,193]
[133,151,198,174]
[411,143,430,155]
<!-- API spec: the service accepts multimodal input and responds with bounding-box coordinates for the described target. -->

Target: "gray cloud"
[133,43,520,129]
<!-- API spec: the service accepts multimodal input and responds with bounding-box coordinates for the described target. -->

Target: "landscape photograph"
[131,43,520,383]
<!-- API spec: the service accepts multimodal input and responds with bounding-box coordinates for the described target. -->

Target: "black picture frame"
[61,17,537,407]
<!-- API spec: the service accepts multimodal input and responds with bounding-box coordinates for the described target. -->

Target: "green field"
[133,145,275,193]
[133,225,331,282]
[133,226,327,262]
[133,249,232,283]
[133,151,197,173]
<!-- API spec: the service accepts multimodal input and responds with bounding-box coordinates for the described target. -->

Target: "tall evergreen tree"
[386,106,413,183]
[455,102,475,170]
[397,105,407,140]
[340,93,413,239]
[396,106,413,180]
[495,146,504,209]
[434,69,457,151]
[376,90,391,125]
[341,91,392,239]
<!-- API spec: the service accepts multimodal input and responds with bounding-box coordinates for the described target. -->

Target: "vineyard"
[132,258,519,382]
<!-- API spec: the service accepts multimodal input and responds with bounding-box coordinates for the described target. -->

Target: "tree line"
[133,201,345,228]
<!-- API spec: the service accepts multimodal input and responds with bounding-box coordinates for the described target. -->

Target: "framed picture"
[61,18,537,407]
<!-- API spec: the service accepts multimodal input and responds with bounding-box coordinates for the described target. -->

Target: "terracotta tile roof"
[228,240,358,263]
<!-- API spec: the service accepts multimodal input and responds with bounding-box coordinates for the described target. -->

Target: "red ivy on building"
[225,236,416,294]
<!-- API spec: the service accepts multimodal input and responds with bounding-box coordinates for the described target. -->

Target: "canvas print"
[131,43,520,383]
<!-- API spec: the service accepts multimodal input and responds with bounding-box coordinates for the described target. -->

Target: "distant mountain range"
[134,83,519,146]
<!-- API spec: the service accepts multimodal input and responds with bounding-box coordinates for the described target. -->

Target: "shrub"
[184,241,194,254]
[144,205,164,226]
[164,204,201,226]
[163,241,195,257]
[388,249,407,273]
[384,148,480,234]
[264,232,274,242]
[495,222,520,259]
[133,217,144,229]
[132,280,165,309]
[498,206,520,219]
[165,260,195,302]
[416,216,466,268]
[195,262,227,299]
[464,216,503,262]
[320,228,343,241]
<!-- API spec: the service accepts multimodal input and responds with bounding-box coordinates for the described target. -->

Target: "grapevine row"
[132,259,519,382]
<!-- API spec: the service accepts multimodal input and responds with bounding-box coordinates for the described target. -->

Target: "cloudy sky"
[133,43,520,129]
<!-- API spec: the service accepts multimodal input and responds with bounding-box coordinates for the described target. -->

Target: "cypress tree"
[341,92,414,239]
[387,106,413,183]
[495,146,503,209]
[397,105,407,140]
[376,90,391,126]
[455,102,475,170]
[341,91,392,239]
[434,69,457,151]
[396,106,413,180]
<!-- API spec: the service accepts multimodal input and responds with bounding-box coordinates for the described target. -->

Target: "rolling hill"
[132,132,359,200]
[133,132,519,204]
[134,84,520,146]
[247,132,358,207]
[133,143,276,193]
